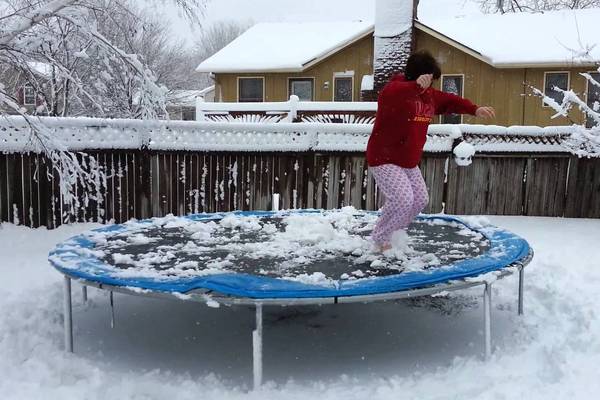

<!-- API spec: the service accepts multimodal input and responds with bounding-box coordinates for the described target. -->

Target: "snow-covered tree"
[0,0,204,220]
[480,0,600,13]
[79,1,200,118]
[191,20,252,90]
[529,64,600,157]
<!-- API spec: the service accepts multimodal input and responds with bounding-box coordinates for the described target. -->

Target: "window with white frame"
[23,83,36,106]
[238,77,264,102]
[543,72,569,107]
[289,78,314,101]
[441,75,463,124]
[334,76,353,101]
[586,72,600,128]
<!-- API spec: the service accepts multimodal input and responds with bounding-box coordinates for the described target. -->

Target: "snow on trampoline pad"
[49,208,531,299]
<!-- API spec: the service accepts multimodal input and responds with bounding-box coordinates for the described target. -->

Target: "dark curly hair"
[404,51,441,81]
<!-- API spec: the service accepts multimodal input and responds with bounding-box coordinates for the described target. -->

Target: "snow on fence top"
[0,116,574,154]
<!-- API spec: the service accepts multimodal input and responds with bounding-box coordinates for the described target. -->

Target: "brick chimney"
[362,0,418,101]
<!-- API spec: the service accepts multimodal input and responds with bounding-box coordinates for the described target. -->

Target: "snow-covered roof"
[195,21,374,73]
[197,8,600,73]
[422,8,600,67]
[26,62,52,78]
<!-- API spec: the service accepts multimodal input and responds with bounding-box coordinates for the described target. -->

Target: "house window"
[23,84,36,106]
[289,78,314,101]
[586,72,600,128]
[543,72,569,107]
[441,75,464,124]
[238,77,264,102]
[334,77,353,101]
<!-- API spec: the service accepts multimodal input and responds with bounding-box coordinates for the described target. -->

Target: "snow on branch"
[528,65,600,157]
[0,0,78,46]
[480,0,600,14]
[0,104,105,222]
[0,0,205,222]
[56,11,168,118]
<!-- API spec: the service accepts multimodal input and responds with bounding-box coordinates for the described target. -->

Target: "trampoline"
[49,208,533,388]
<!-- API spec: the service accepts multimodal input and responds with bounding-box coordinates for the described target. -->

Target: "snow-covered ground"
[1,216,599,399]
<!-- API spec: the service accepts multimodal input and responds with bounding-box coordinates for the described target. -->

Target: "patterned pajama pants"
[371,164,429,246]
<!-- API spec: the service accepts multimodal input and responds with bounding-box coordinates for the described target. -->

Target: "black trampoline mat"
[86,213,490,283]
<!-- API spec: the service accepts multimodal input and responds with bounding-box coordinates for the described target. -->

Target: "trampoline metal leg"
[110,291,115,329]
[483,283,492,360]
[82,285,88,304]
[253,303,263,390]
[518,266,524,316]
[63,276,73,353]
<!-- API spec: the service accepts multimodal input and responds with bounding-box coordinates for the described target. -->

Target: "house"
[0,62,53,115]
[196,7,600,127]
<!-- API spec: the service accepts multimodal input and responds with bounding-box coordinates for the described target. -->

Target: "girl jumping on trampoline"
[367,51,495,252]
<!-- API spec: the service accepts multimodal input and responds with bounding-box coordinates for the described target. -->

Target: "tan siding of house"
[415,31,589,126]
[415,31,527,127]
[215,35,374,102]
[213,29,590,127]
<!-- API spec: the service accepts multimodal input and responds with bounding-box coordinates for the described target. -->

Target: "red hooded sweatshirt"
[366,74,478,168]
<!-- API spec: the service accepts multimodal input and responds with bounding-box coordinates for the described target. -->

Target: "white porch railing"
[196,96,378,124]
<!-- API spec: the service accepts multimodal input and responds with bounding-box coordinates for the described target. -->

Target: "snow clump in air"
[453,141,476,166]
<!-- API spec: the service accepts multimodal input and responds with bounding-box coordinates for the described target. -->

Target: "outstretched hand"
[476,106,496,119]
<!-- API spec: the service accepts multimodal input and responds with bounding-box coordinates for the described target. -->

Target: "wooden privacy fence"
[0,117,598,229]
[1,151,599,229]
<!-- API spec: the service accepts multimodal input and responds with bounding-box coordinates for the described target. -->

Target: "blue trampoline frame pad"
[49,211,532,300]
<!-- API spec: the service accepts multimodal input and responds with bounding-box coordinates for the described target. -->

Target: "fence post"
[564,155,579,218]
[286,95,300,122]
[442,136,464,215]
[272,193,280,212]
[137,129,153,219]
[196,97,206,122]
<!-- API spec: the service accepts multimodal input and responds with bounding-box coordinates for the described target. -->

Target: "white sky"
[160,0,482,47]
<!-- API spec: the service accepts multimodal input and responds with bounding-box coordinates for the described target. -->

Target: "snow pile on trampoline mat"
[49,208,530,298]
